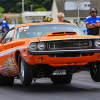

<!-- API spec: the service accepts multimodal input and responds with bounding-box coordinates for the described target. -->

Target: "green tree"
[34,7,47,11]
[0,7,5,13]
[0,0,53,13]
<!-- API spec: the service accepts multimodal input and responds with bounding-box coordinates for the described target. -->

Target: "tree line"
[0,0,53,13]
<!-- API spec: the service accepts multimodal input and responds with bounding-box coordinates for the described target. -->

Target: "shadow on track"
[1,78,100,94]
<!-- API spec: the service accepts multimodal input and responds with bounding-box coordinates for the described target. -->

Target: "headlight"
[37,42,46,50]
[29,42,37,51]
[94,40,100,47]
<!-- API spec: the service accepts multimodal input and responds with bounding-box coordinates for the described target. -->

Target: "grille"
[48,40,91,50]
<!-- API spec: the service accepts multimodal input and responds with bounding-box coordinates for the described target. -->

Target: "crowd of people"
[1,8,100,36]
[43,8,100,36]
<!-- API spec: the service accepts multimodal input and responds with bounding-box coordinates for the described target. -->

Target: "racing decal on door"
[3,62,10,75]
[0,65,9,75]
[11,53,17,70]
[8,58,17,73]
[0,56,18,76]
[0,46,28,76]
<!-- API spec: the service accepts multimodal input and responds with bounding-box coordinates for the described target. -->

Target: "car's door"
[0,28,16,75]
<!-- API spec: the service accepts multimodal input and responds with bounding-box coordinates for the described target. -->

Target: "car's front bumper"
[27,49,100,55]
[25,49,100,67]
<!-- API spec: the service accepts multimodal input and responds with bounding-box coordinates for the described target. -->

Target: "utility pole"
[22,0,24,23]
[31,5,33,12]
[77,0,80,27]
[22,0,24,13]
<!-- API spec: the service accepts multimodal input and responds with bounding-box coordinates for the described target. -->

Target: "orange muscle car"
[0,22,100,86]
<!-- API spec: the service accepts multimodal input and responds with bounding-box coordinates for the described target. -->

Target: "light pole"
[77,0,91,26]
[22,0,24,23]
[31,5,33,12]
[77,0,80,27]
[22,0,24,13]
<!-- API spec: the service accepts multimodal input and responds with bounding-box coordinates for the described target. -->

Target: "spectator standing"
[1,16,9,36]
[57,12,70,23]
[85,8,100,35]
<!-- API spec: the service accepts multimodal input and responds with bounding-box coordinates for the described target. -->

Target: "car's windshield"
[14,24,84,40]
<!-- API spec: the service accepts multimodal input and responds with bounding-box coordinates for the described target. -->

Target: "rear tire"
[51,74,72,84]
[90,62,100,82]
[18,54,33,86]
[0,74,6,86]
[5,76,14,86]
[0,74,14,86]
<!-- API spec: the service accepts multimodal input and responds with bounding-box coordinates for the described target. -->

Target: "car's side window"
[2,28,15,44]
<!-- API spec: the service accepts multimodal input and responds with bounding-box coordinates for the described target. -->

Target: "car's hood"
[37,35,100,41]
[16,35,100,45]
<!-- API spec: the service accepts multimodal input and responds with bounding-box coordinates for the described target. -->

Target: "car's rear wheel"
[5,76,14,86]
[18,54,33,86]
[0,74,14,86]
[90,62,100,82]
[0,74,6,86]
[51,74,72,84]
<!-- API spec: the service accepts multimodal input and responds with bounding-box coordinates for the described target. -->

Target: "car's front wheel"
[18,54,33,86]
[51,74,72,84]
[90,62,100,82]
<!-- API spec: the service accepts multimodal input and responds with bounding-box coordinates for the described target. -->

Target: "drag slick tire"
[51,74,72,84]
[18,54,33,86]
[90,62,100,82]
[0,74,14,86]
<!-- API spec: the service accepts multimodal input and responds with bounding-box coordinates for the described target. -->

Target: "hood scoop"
[44,31,77,37]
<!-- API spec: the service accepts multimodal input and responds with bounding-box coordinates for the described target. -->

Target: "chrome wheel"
[18,54,33,85]
[21,59,24,78]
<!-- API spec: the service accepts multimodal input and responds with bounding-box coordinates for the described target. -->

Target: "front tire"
[18,54,33,86]
[90,62,100,82]
[51,74,72,84]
